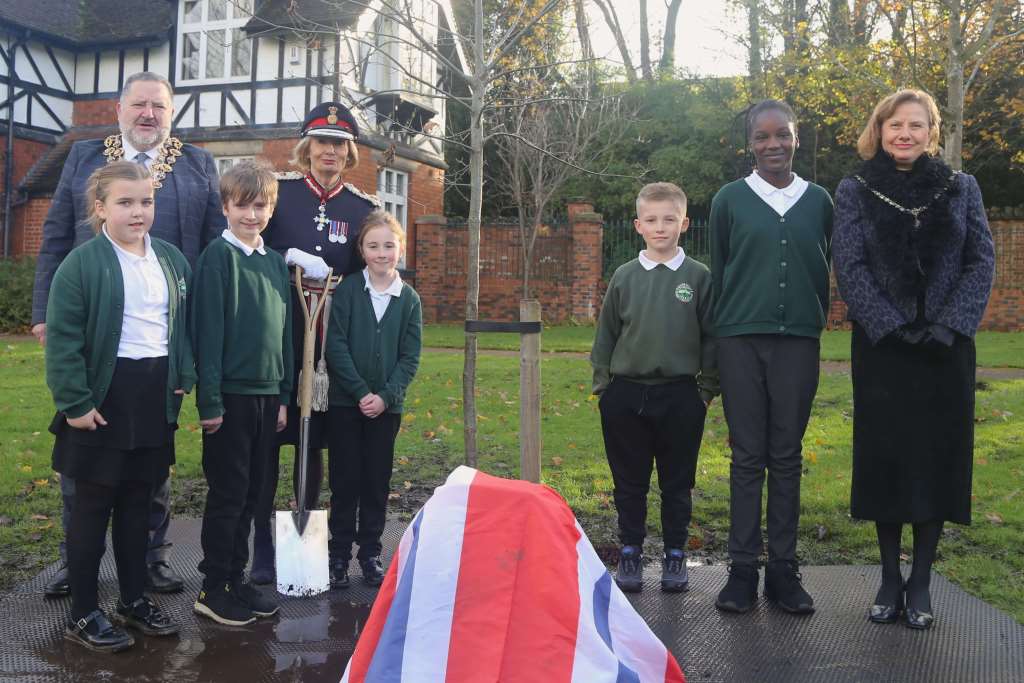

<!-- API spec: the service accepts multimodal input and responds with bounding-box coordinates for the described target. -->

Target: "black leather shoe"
[44,564,71,597]
[615,545,643,593]
[114,596,179,636]
[715,563,759,613]
[146,561,184,593]
[869,584,905,624]
[65,609,135,653]
[360,557,384,587]
[904,606,935,630]
[330,562,350,589]
[764,560,815,614]
[660,548,689,593]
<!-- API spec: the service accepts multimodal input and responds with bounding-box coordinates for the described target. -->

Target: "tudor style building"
[0,0,457,263]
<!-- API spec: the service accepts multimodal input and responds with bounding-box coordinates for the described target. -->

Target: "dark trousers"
[327,407,401,562]
[718,335,819,565]
[599,377,707,549]
[198,394,278,588]
[60,473,172,565]
[252,447,322,553]
[68,477,152,620]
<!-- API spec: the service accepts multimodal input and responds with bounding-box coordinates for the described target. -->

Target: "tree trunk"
[639,0,653,81]
[945,0,965,170]
[463,3,484,467]
[573,0,595,85]
[659,0,684,72]
[592,0,637,82]
[747,0,764,99]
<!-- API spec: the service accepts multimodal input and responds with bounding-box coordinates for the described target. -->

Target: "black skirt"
[849,323,976,524]
[51,356,176,486]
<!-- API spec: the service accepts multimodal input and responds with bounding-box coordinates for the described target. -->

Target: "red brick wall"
[73,99,117,127]
[3,137,54,257]
[413,201,603,324]
[827,217,1024,332]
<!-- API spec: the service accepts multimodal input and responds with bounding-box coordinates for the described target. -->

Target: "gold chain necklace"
[103,134,183,189]
[853,171,957,228]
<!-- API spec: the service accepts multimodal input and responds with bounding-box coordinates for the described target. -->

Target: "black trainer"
[715,563,759,613]
[765,559,815,614]
[65,609,134,653]
[661,548,689,593]
[114,596,179,636]
[360,557,385,586]
[615,545,643,593]
[194,582,256,626]
[330,562,350,589]
[232,579,279,617]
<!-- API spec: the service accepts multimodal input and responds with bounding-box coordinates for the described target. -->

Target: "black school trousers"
[599,376,707,549]
[198,393,279,589]
[327,406,401,563]
[717,335,819,565]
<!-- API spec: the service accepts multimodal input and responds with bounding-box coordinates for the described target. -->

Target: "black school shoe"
[360,557,385,587]
[44,563,71,598]
[113,596,179,636]
[232,579,279,617]
[661,549,689,593]
[615,545,643,593]
[715,563,759,613]
[194,582,256,626]
[146,561,184,593]
[764,559,815,614]
[330,562,350,589]
[65,609,135,653]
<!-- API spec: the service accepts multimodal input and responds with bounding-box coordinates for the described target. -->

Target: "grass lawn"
[1,336,1022,624]
[425,323,1024,368]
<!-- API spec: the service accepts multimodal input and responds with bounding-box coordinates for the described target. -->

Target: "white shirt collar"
[221,228,267,256]
[120,137,159,164]
[746,170,806,198]
[103,226,156,262]
[639,246,686,271]
[362,267,404,297]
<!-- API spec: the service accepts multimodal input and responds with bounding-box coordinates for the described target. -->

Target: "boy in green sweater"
[191,161,292,625]
[591,182,718,593]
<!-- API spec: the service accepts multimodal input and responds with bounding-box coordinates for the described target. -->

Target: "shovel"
[275,265,335,597]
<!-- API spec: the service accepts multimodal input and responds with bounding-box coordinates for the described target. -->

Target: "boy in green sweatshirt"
[191,161,292,626]
[591,182,718,594]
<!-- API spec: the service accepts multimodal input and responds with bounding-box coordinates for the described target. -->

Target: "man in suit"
[31,71,225,596]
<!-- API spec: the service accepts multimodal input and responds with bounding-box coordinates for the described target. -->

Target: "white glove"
[285,248,330,280]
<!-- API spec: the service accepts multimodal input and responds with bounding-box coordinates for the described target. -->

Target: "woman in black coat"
[833,89,995,630]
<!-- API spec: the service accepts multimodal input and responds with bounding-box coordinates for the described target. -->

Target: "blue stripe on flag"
[593,572,641,683]
[365,510,425,682]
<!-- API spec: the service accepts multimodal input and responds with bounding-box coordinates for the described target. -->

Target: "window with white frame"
[179,0,254,83]
[215,155,255,176]
[378,168,409,268]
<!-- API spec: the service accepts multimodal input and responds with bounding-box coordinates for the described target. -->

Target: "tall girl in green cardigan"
[324,209,422,589]
[710,100,833,616]
[45,161,193,652]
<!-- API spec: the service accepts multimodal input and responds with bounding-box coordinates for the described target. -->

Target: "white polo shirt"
[745,170,808,217]
[103,228,169,358]
[362,268,404,322]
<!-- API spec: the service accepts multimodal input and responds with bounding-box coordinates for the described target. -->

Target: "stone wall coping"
[415,215,448,226]
[572,212,603,223]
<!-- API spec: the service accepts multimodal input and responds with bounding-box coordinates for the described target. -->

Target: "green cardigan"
[324,273,422,413]
[709,179,833,338]
[45,235,196,422]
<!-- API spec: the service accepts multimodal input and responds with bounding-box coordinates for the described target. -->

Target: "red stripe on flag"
[346,545,402,683]
[665,650,686,683]
[445,472,582,683]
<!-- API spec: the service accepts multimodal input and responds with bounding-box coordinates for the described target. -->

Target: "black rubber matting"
[1,517,1022,682]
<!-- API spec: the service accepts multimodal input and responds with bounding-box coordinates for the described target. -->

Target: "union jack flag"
[342,466,685,683]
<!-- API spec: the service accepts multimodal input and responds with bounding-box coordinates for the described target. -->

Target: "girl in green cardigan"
[324,210,422,589]
[45,161,194,653]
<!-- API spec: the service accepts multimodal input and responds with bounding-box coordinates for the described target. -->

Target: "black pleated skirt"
[51,356,176,486]
[849,323,976,525]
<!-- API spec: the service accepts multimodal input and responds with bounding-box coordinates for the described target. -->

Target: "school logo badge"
[675,282,694,303]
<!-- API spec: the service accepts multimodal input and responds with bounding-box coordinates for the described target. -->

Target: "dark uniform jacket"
[31,137,225,324]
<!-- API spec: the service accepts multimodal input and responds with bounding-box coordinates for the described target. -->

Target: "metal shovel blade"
[275,508,330,596]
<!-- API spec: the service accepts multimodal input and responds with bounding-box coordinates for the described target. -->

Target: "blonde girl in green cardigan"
[45,161,194,653]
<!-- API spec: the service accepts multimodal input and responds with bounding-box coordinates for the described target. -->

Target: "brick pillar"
[413,214,447,323]
[568,200,602,322]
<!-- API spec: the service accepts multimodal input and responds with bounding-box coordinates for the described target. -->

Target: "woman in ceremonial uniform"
[251,102,382,584]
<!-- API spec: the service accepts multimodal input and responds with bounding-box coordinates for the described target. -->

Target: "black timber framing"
[249,36,258,120]
[43,46,73,93]
[143,47,150,72]
[117,50,125,92]
[92,53,99,93]
[30,92,66,132]
[225,91,250,126]
[17,44,46,89]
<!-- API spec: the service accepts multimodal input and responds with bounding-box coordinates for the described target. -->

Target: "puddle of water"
[34,600,372,682]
